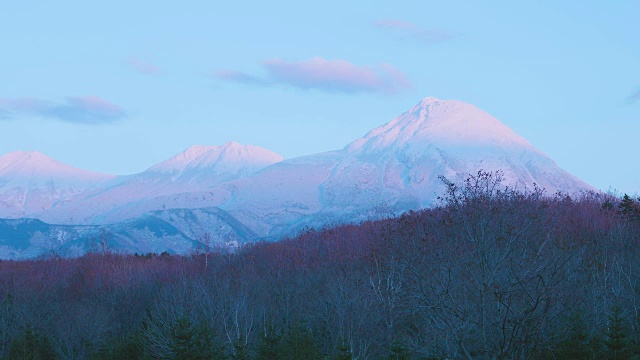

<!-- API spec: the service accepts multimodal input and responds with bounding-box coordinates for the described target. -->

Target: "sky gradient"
[1,0,638,194]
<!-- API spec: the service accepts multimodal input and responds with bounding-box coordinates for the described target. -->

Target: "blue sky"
[1,0,638,194]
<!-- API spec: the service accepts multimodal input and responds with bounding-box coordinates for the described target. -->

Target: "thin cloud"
[214,70,271,86]
[373,19,455,43]
[627,89,640,104]
[126,58,161,75]
[0,96,126,124]
[216,57,412,94]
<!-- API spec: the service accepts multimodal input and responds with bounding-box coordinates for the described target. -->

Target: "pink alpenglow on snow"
[0,151,114,218]
[0,150,114,181]
[0,96,126,124]
[347,97,535,154]
[148,141,284,175]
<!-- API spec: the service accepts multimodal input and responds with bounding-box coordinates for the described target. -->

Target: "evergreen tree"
[387,341,411,360]
[281,321,322,360]
[555,311,592,360]
[231,334,251,360]
[604,306,629,360]
[618,194,639,220]
[603,199,616,211]
[335,338,353,360]
[170,317,224,360]
[256,322,282,360]
[7,326,55,360]
[91,333,150,360]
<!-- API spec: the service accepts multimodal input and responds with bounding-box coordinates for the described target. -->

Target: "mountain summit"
[148,141,284,180]
[348,97,534,154]
[0,151,111,181]
[32,142,284,224]
[1,97,595,253]
[201,97,594,238]
[0,151,114,218]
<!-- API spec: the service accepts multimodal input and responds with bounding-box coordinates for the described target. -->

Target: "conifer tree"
[256,322,282,360]
[387,341,411,360]
[618,194,639,220]
[282,321,322,360]
[170,317,224,360]
[555,311,592,360]
[604,306,629,360]
[7,326,55,360]
[335,338,353,360]
[231,334,251,360]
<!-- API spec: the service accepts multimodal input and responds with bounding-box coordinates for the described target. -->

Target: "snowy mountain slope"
[217,151,347,236]
[0,206,257,259]
[1,97,596,253]
[320,97,591,212]
[0,218,97,259]
[148,141,282,179]
[214,97,594,237]
[35,142,283,224]
[0,151,114,218]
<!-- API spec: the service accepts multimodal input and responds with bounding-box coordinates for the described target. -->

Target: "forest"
[1,171,640,359]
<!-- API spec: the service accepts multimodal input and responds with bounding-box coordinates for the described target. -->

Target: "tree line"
[1,171,639,359]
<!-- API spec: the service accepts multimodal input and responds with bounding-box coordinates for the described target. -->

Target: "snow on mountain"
[320,97,592,212]
[0,207,257,259]
[148,141,283,178]
[347,97,532,153]
[214,97,594,237]
[35,142,283,224]
[3,97,596,254]
[0,151,114,218]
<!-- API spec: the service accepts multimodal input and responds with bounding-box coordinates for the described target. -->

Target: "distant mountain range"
[0,97,594,259]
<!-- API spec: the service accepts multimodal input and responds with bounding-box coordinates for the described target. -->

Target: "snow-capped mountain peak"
[0,151,114,218]
[2,97,595,254]
[148,142,283,175]
[0,150,113,181]
[347,97,534,154]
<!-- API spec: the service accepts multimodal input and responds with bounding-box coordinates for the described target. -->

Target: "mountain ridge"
[0,97,597,256]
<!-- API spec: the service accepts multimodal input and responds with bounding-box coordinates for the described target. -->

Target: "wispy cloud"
[215,57,412,94]
[126,58,161,75]
[373,19,455,43]
[627,89,640,105]
[214,70,271,86]
[0,96,126,124]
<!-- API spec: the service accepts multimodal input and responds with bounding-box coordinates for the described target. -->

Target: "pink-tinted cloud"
[0,96,126,124]
[373,19,455,43]
[126,58,161,75]
[217,57,412,94]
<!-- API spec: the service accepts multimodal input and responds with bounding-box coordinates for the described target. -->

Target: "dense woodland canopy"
[1,171,640,359]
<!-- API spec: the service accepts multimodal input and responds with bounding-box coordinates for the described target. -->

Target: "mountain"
[0,207,258,259]
[212,97,593,237]
[0,151,114,218]
[0,97,596,257]
[148,141,283,179]
[35,142,283,224]
[321,97,589,212]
